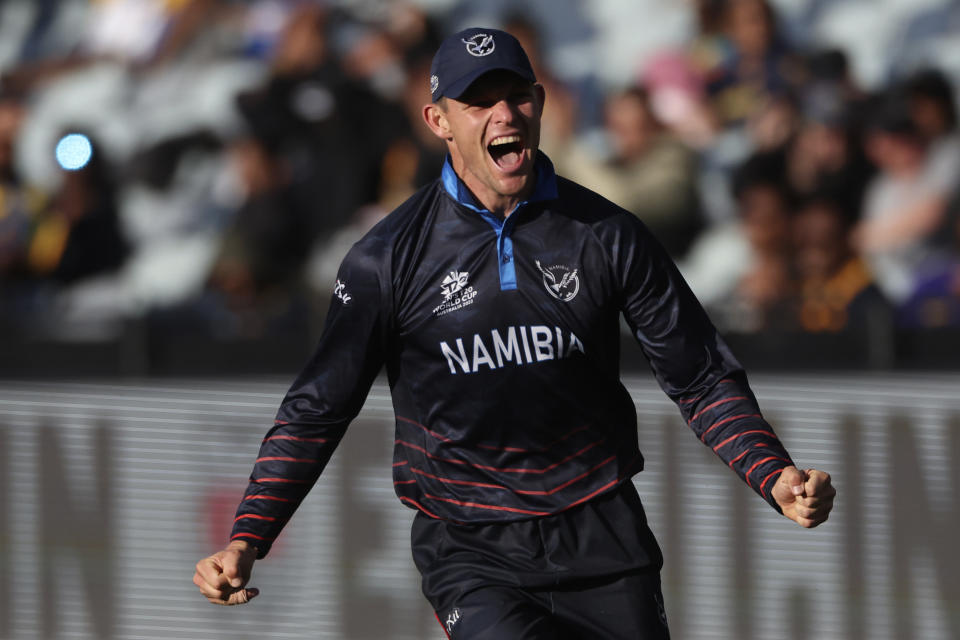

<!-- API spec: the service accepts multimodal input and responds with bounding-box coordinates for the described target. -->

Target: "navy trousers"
[412,482,671,639]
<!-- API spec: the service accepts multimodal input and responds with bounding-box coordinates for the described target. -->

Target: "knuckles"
[797,510,830,528]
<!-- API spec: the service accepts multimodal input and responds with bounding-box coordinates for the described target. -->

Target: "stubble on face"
[438,71,544,216]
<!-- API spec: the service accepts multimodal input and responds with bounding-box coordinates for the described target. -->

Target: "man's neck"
[452,159,533,218]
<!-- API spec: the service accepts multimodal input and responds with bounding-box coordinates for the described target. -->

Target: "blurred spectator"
[338,20,406,102]
[641,51,718,151]
[379,5,447,196]
[564,87,703,257]
[26,133,127,286]
[235,5,405,241]
[204,5,434,334]
[0,92,46,284]
[785,91,874,220]
[895,263,960,329]
[699,153,795,332]
[207,138,307,306]
[706,0,801,127]
[903,68,960,191]
[0,0,957,353]
[792,193,888,333]
[384,2,442,62]
[2,0,229,96]
[895,184,960,330]
[747,89,801,152]
[855,94,960,307]
[305,47,446,304]
[385,51,446,203]
[893,68,960,328]
[802,47,864,108]
[687,0,731,87]
[81,0,228,68]
[669,0,801,227]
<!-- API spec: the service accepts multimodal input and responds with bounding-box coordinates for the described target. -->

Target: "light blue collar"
[439,152,558,292]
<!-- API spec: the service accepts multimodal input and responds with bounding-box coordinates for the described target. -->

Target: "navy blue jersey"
[231,154,794,557]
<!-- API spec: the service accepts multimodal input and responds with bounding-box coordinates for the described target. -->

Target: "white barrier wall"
[0,374,957,640]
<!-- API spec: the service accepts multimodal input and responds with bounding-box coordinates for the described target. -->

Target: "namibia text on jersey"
[440,325,585,374]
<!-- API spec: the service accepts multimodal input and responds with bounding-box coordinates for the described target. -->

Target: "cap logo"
[430,74,439,95]
[462,33,495,57]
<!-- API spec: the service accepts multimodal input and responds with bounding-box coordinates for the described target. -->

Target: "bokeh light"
[55,133,93,170]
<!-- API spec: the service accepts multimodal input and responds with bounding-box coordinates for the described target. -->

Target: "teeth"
[489,135,521,147]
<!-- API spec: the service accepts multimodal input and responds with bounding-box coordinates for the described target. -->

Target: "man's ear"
[422,102,452,140]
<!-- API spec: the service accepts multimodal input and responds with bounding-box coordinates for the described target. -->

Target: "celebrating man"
[194,27,835,639]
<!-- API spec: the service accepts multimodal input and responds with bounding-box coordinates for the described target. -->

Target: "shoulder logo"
[433,270,478,316]
[535,260,579,302]
[462,33,495,57]
[333,279,352,305]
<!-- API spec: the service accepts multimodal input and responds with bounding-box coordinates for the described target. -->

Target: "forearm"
[230,419,349,558]
[679,372,795,510]
[857,196,946,251]
[612,213,795,507]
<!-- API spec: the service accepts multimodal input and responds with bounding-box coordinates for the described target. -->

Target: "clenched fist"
[193,540,260,605]
[771,466,836,528]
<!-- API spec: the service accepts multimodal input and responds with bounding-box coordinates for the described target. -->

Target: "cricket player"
[194,27,835,638]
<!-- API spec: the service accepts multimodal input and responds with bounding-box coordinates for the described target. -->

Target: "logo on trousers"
[445,607,462,632]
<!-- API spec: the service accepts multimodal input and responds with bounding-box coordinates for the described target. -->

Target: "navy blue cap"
[429,28,536,102]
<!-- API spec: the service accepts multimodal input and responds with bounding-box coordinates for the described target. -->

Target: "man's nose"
[490,99,517,124]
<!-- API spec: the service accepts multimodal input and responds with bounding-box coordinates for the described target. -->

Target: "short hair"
[865,92,922,140]
[731,151,791,204]
[795,190,855,231]
[904,68,957,131]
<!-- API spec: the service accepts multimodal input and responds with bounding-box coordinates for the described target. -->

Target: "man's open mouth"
[487,135,525,171]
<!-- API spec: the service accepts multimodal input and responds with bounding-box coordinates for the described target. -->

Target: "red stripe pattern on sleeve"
[678,373,793,509]
[230,420,348,558]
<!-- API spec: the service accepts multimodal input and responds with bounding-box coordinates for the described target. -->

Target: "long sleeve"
[612,215,794,511]
[230,239,392,558]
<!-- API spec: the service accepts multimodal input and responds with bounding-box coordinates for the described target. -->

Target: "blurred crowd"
[0,0,958,344]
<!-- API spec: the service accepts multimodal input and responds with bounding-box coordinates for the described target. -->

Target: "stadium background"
[1,0,959,638]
